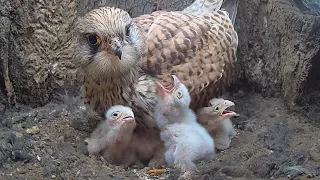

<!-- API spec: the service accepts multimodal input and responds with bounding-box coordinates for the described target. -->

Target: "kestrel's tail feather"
[221,0,239,25]
[183,0,239,25]
[183,0,223,15]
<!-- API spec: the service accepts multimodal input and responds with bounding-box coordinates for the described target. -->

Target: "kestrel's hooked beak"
[219,100,240,118]
[121,111,135,124]
[112,111,135,126]
[111,38,122,60]
[164,75,181,91]
[155,81,171,98]
[171,75,181,88]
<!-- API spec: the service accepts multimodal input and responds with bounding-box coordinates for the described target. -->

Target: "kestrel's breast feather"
[136,10,238,109]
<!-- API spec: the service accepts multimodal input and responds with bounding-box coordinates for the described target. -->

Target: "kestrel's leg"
[147,134,176,176]
[213,120,233,150]
[148,146,166,168]
[164,147,175,167]
[147,147,168,176]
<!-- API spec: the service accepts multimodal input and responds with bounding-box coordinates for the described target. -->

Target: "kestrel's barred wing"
[132,0,231,34]
[139,10,238,110]
[133,11,167,34]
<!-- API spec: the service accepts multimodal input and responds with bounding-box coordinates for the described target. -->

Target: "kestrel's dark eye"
[125,24,131,36]
[87,34,101,46]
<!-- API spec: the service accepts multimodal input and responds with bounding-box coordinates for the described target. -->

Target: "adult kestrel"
[73,0,239,130]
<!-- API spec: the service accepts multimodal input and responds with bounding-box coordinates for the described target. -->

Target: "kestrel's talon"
[147,168,167,176]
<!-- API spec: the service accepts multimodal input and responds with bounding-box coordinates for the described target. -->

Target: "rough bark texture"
[235,0,320,109]
[77,0,194,17]
[1,0,79,107]
[0,0,320,110]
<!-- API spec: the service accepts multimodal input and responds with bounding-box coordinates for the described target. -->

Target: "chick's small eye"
[176,89,183,99]
[87,34,101,46]
[111,111,120,118]
[214,105,221,111]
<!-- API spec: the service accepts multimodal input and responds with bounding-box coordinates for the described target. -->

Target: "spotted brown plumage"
[74,0,238,130]
[139,10,238,109]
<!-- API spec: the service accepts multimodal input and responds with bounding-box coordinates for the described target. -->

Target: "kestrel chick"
[154,75,215,175]
[86,105,136,165]
[197,98,239,150]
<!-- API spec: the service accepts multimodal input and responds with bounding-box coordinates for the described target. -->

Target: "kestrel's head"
[74,7,145,79]
[198,98,239,121]
[156,75,191,109]
[105,105,136,128]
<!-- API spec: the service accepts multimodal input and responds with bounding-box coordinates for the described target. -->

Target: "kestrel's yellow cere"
[74,0,238,138]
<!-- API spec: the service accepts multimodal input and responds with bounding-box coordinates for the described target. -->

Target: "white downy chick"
[153,75,215,174]
[85,105,136,164]
[197,98,239,150]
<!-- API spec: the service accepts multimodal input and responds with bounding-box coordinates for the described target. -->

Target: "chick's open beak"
[121,112,135,123]
[220,100,240,117]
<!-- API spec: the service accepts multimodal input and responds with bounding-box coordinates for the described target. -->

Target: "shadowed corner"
[297,49,320,128]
